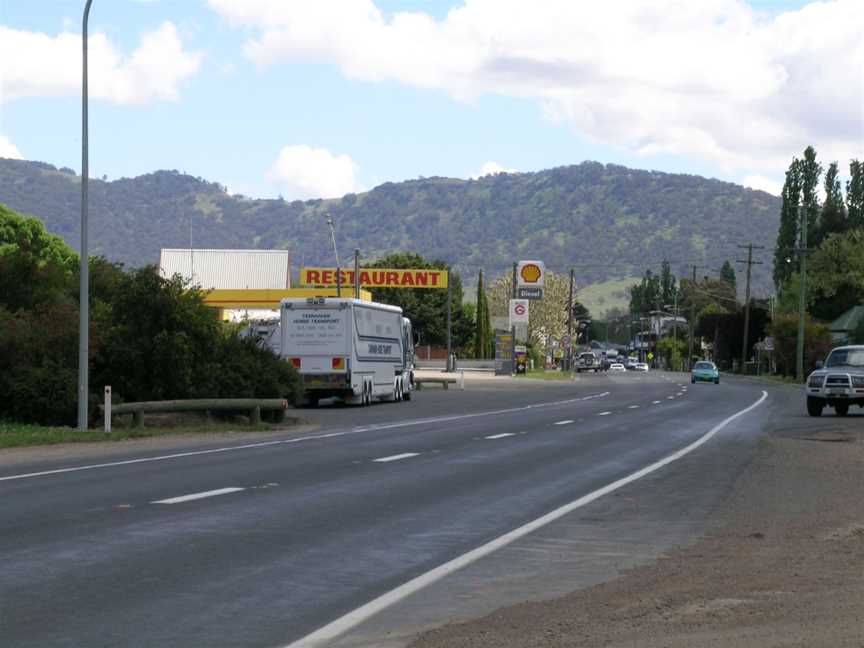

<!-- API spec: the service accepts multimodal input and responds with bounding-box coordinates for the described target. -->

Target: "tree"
[659,260,678,310]
[807,228,864,321]
[366,252,468,349]
[485,270,575,347]
[719,260,737,294]
[799,145,823,245]
[769,313,832,378]
[628,269,661,315]
[816,161,847,244]
[473,270,492,359]
[847,159,864,230]
[773,158,802,290]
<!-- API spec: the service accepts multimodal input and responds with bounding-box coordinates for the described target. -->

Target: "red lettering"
[372,271,386,285]
[360,270,372,286]
[414,272,428,286]
[402,272,415,286]
[386,271,400,286]
[322,270,333,285]
[307,270,321,284]
[429,272,440,286]
[344,270,355,285]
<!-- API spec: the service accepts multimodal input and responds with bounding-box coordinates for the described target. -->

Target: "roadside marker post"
[104,386,112,434]
[459,370,465,390]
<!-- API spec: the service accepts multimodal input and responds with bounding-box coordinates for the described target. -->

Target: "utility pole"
[446,270,452,372]
[796,204,809,383]
[737,244,764,374]
[687,265,696,370]
[567,268,574,370]
[511,262,517,375]
[325,214,340,297]
[78,0,94,431]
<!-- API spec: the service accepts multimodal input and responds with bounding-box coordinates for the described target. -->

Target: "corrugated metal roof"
[159,249,291,289]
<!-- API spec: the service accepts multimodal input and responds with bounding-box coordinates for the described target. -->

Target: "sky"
[0,0,862,201]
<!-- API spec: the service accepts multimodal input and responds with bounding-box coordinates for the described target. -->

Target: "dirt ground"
[410,412,864,648]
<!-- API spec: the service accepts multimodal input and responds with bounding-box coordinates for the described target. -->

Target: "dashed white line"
[627,405,640,409]
[484,433,515,440]
[667,396,676,400]
[553,420,575,426]
[373,453,420,463]
[652,400,662,404]
[287,392,770,648]
[597,411,613,416]
[152,487,245,505]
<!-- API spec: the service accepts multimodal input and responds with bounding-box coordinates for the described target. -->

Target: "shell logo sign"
[517,260,545,287]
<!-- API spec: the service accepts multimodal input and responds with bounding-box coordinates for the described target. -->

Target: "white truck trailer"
[280,297,415,406]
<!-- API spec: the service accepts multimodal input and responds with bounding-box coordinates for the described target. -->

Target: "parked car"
[633,362,649,372]
[609,363,626,372]
[805,345,864,417]
[691,360,719,384]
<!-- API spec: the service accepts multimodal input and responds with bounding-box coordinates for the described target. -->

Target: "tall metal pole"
[353,249,360,299]
[511,262,517,374]
[688,265,696,369]
[77,0,93,431]
[326,215,340,297]
[796,205,808,382]
[446,276,452,371]
[567,268,574,370]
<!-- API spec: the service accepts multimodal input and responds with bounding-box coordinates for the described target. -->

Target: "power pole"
[511,262,517,374]
[737,243,764,374]
[796,204,809,383]
[567,268,574,370]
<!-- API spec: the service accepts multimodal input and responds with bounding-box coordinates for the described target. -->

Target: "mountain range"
[0,158,780,308]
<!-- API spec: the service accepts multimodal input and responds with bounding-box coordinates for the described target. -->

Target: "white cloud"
[208,0,864,178]
[741,174,782,196]
[471,161,518,179]
[0,22,202,105]
[267,144,362,199]
[0,134,23,159]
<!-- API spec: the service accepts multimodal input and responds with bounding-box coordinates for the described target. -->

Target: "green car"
[691,360,720,384]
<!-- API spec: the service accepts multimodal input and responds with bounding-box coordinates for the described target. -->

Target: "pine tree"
[847,159,864,230]
[773,158,802,290]
[816,161,846,244]
[720,260,737,293]
[474,270,487,359]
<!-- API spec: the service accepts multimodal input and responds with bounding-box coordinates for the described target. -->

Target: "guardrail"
[105,398,290,428]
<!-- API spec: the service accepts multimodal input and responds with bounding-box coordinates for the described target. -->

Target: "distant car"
[805,345,864,417]
[691,360,719,384]
[609,363,626,372]
[633,362,649,372]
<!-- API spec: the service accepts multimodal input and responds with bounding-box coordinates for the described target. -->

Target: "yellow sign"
[300,267,449,289]
[202,288,373,310]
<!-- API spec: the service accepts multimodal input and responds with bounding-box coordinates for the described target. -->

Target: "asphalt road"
[0,371,779,647]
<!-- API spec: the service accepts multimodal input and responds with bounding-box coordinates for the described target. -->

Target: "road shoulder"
[408,389,864,648]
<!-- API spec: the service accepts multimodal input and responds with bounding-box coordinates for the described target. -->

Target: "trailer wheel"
[403,378,413,401]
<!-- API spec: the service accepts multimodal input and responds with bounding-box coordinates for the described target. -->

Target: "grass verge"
[0,419,303,450]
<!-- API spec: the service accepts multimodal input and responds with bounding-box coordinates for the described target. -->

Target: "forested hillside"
[0,159,780,296]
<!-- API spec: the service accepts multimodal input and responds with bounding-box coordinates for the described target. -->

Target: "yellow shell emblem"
[520,263,542,283]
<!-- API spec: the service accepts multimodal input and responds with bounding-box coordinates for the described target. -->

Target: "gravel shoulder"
[410,392,864,648]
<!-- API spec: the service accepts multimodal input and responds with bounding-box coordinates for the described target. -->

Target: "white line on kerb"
[152,487,244,505]
[597,411,612,416]
[285,391,769,648]
[373,453,419,463]
[484,433,515,440]
[0,392,612,483]
[553,420,574,425]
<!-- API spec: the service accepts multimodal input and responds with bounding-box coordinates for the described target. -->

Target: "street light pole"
[77,0,93,431]
[325,214,341,297]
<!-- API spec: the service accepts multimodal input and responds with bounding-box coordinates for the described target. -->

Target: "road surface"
[0,371,774,647]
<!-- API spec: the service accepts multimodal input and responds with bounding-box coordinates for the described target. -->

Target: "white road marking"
[373,453,419,463]
[484,433,515,440]
[286,392,769,648]
[597,411,613,416]
[628,405,640,409]
[152,487,244,505]
[0,393,612,483]
[652,400,662,404]
[667,396,675,400]
[553,420,575,425]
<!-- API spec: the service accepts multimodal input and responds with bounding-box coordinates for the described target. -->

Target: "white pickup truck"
[281,297,415,407]
[805,345,864,417]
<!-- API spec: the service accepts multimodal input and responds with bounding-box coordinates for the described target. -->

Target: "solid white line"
[0,393,612,483]
[373,453,419,463]
[553,420,575,425]
[597,411,612,416]
[285,391,769,648]
[152,487,244,504]
[484,433,515,440]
